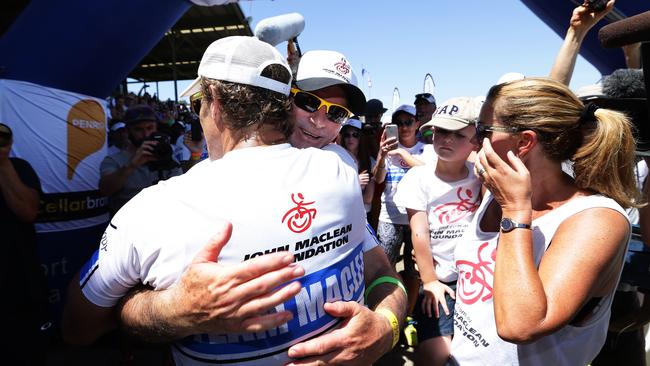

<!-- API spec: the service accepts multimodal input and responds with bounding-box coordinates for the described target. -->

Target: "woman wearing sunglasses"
[450,77,638,365]
[338,118,375,217]
[373,104,435,316]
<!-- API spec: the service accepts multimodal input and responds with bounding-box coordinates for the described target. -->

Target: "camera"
[146,132,178,171]
[583,0,608,12]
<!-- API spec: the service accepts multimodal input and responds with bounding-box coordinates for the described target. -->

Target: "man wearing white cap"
[64,37,405,366]
[106,121,128,156]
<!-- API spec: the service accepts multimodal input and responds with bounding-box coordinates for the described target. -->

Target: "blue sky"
[130,0,611,111]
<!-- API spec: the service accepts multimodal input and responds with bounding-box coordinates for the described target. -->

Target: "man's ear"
[209,85,225,131]
[517,130,538,159]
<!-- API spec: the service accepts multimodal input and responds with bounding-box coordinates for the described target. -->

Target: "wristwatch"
[500,218,531,233]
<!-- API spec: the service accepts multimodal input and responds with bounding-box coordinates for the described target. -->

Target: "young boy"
[394,96,483,365]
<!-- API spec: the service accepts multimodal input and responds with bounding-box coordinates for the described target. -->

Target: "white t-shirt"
[378,141,434,225]
[394,163,481,282]
[450,191,629,366]
[81,144,374,365]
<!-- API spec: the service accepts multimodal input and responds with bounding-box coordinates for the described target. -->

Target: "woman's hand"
[358,170,370,190]
[475,138,532,214]
[570,1,615,35]
[378,129,398,160]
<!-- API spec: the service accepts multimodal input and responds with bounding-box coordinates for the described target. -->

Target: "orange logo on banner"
[67,100,106,180]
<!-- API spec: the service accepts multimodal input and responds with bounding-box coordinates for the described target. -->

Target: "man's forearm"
[99,164,136,197]
[364,248,407,325]
[118,285,187,342]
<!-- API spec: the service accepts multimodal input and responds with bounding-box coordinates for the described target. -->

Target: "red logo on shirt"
[433,187,480,224]
[282,193,317,233]
[456,242,496,304]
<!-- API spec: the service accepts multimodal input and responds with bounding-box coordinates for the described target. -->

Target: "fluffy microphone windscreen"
[602,69,646,98]
[254,13,305,46]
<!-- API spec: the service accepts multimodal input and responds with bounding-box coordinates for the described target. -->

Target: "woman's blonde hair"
[486,77,640,208]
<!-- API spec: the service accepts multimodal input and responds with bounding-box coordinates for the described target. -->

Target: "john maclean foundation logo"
[282,193,317,233]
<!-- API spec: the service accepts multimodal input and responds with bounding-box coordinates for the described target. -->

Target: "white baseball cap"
[294,50,366,116]
[392,104,416,119]
[421,96,483,131]
[109,122,126,131]
[180,36,292,98]
[342,118,362,130]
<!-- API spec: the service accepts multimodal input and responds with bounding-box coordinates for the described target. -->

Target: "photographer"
[99,104,182,215]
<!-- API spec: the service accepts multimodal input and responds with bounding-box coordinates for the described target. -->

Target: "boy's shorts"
[413,281,456,341]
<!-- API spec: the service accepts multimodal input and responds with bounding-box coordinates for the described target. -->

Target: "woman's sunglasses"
[342,131,360,139]
[475,121,523,140]
[190,91,202,115]
[291,88,352,124]
[393,119,415,127]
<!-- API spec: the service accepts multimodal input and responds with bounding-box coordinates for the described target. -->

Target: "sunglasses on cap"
[393,119,415,127]
[342,131,360,139]
[190,91,202,116]
[475,121,523,140]
[290,88,352,124]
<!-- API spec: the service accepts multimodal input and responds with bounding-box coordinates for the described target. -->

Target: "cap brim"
[421,116,471,132]
[295,78,367,116]
[180,77,201,98]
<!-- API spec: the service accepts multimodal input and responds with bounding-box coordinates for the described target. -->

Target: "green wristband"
[364,276,407,303]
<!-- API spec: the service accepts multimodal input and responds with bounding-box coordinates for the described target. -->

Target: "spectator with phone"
[373,104,434,321]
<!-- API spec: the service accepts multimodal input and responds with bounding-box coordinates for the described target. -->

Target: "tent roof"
[130,3,252,82]
[1,1,252,83]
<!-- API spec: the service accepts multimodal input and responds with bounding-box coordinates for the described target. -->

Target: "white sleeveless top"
[450,191,630,366]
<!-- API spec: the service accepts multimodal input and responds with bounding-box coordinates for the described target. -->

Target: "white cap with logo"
[180,36,292,98]
[294,50,366,116]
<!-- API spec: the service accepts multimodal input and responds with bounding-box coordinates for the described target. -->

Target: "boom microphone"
[254,13,305,47]
[599,10,650,48]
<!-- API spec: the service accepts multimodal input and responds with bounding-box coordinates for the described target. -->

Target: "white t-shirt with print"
[378,141,434,225]
[80,144,374,366]
[450,191,629,366]
[394,163,481,282]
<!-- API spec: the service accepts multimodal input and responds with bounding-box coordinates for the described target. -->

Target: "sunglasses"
[394,119,415,127]
[291,88,352,124]
[190,91,202,115]
[475,121,524,140]
[342,131,360,139]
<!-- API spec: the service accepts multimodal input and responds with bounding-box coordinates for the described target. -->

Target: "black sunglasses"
[342,131,360,139]
[475,121,523,140]
[291,88,352,124]
[394,119,415,127]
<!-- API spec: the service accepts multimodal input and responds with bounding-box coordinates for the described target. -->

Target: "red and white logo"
[334,58,350,75]
[433,187,480,225]
[282,193,317,233]
[456,242,496,305]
